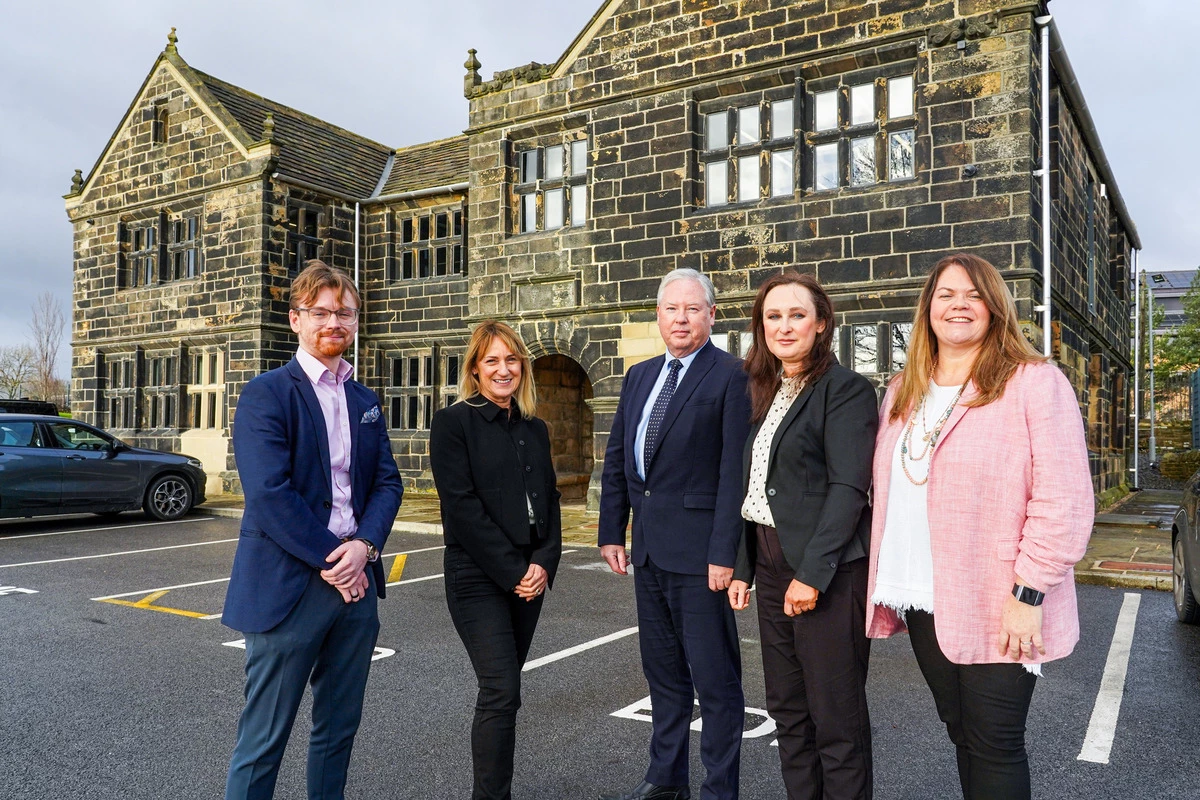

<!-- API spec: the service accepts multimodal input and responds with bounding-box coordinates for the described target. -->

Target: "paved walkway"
[200,488,1184,591]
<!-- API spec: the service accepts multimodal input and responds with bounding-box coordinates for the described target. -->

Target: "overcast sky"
[0,0,1195,377]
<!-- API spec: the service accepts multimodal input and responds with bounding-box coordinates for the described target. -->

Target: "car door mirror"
[107,441,129,458]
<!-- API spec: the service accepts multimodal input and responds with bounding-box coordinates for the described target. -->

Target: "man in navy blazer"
[223,261,403,800]
[598,269,752,800]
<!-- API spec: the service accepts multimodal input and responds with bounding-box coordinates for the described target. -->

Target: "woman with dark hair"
[729,271,878,799]
[430,320,562,800]
[866,254,1093,799]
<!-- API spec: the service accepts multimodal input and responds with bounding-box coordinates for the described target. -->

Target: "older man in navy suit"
[223,261,403,800]
[598,269,752,800]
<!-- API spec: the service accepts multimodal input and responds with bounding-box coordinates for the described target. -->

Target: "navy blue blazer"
[222,358,403,634]
[598,339,751,575]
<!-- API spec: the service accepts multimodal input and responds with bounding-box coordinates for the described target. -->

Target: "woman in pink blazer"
[866,254,1093,799]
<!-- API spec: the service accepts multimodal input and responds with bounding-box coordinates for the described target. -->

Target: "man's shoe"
[598,780,690,800]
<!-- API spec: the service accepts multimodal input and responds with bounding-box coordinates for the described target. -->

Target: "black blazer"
[598,340,752,575]
[429,396,562,592]
[733,364,877,593]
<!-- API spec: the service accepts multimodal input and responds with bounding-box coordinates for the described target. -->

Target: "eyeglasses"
[296,306,359,324]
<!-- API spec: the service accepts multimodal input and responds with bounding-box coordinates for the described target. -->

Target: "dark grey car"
[1171,471,1200,624]
[0,414,207,521]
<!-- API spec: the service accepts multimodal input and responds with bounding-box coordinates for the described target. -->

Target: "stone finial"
[262,112,276,141]
[166,27,178,54]
[464,48,482,97]
[70,169,83,195]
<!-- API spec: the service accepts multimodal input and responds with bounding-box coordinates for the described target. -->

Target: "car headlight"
[187,457,203,470]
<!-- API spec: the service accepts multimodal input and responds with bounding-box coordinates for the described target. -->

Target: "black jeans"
[906,610,1037,800]
[444,544,544,800]
[755,526,872,800]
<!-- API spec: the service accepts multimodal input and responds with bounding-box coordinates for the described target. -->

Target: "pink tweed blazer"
[865,361,1094,665]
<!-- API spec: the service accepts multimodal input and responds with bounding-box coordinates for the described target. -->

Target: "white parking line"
[523,626,639,672]
[1077,591,1141,764]
[0,538,240,569]
[0,517,215,541]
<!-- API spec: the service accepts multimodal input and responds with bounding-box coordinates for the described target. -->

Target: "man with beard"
[223,260,403,799]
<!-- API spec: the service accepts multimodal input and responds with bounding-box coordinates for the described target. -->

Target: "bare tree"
[0,345,35,398]
[28,291,65,401]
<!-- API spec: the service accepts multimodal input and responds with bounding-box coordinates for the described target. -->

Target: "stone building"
[65,0,1138,504]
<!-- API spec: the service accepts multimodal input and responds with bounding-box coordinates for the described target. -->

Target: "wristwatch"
[356,538,379,563]
[1012,584,1045,606]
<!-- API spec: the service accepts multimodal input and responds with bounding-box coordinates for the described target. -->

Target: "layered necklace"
[899,372,966,486]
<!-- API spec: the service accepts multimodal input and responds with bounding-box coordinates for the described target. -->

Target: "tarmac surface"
[1,512,1198,798]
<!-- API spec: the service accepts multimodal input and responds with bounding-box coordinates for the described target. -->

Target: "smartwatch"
[1012,584,1045,606]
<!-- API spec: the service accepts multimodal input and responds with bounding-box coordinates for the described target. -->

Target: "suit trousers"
[906,610,1037,800]
[635,557,743,800]
[444,544,544,800]
[225,568,380,800]
[754,526,872,800]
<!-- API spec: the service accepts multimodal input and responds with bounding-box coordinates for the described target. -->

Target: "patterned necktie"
[644,358,682,470]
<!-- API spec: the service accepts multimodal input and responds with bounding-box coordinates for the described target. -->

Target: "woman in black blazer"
[729,272,878,800]
[429,320,562,800]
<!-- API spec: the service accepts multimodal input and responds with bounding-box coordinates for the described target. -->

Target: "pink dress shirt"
[296,348,357,539]
[866,361,1094,665]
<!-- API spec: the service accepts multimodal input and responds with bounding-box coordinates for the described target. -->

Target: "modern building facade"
[66,0,1138,503]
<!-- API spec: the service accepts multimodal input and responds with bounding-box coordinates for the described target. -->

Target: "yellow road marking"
[98,589,210,619]
[388,553,408,583]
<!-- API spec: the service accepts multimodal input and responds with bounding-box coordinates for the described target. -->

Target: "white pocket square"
[361,405,381,424]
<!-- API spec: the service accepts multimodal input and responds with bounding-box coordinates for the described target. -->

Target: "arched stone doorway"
[533,354,594,504]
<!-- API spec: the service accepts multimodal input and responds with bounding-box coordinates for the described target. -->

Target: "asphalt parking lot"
[1,512,1198,799]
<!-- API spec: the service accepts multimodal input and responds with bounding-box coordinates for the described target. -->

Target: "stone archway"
[533,354,594,503]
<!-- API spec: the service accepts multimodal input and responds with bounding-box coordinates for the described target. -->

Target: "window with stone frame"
[152,106,169,145]
[387,352,435,431]
[807,71,916,192]
[105,354,138,430]
[287,202,324,275]
[513,136,588,234]
[392,206,467,281]
[143,352,178,430]
[125,217,163,288]
[187,348,225,430]
[167,214,202,280]
[440,351,461,409]
[890,322,913,373]
[851,324,880,374]
[701,88,798,208]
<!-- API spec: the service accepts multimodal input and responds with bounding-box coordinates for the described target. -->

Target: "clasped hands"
[514,563,548,602]
[729,578,818,616]
[322,538,371,604]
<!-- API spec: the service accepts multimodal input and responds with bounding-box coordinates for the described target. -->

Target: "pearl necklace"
[900,381,966,486]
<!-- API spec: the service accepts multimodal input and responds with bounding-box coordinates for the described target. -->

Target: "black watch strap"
[1012,584,1045,606]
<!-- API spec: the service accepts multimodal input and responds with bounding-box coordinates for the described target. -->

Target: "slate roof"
[191,68,394,199]
[379,136,470,197]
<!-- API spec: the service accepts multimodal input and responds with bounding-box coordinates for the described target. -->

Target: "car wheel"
[144,474,193,521]
[1173,536,1200,624]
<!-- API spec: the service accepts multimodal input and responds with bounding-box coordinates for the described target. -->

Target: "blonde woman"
[430,321,562,800]
[866,254,1093,799]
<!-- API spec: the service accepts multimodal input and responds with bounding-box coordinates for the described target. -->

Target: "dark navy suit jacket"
[222,358,403,634]
[598,340,751,575]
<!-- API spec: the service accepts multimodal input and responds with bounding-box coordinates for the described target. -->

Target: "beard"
[314,332,351,358]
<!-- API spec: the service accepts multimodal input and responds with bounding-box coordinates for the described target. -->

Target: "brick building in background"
[65,0,1138,505]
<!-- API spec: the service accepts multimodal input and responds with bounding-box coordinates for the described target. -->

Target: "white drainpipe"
[1035,14,1053,358]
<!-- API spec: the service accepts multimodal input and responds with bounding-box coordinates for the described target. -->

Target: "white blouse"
[741,376,804,528]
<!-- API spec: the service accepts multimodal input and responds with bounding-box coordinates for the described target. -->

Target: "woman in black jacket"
[729,272,878,800]
[429,320,562,800]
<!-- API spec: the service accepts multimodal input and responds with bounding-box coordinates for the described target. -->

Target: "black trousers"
[906,610,1037,800]
[755,526,872,800]
[444,544,544,800]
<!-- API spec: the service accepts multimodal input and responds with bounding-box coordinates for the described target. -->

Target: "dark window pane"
[406,395,418,429]
[391,397,402,428]
[446,355,459,385]
[453,210,463,237]
[453,245,463,273]
[419,249,431,278]
[392,359,403,386]
[408,357,419,387]
[402,218,414,243]
[436,213,449,239]
[419,216,430,241]
[520,150,538,183]
[436,247,448,276]
[423,395,432,430]
[403,250,414,279]
[444,394,456,408]
[423,357,433,387]
[301,210,319,237]
[206,393,217,429]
